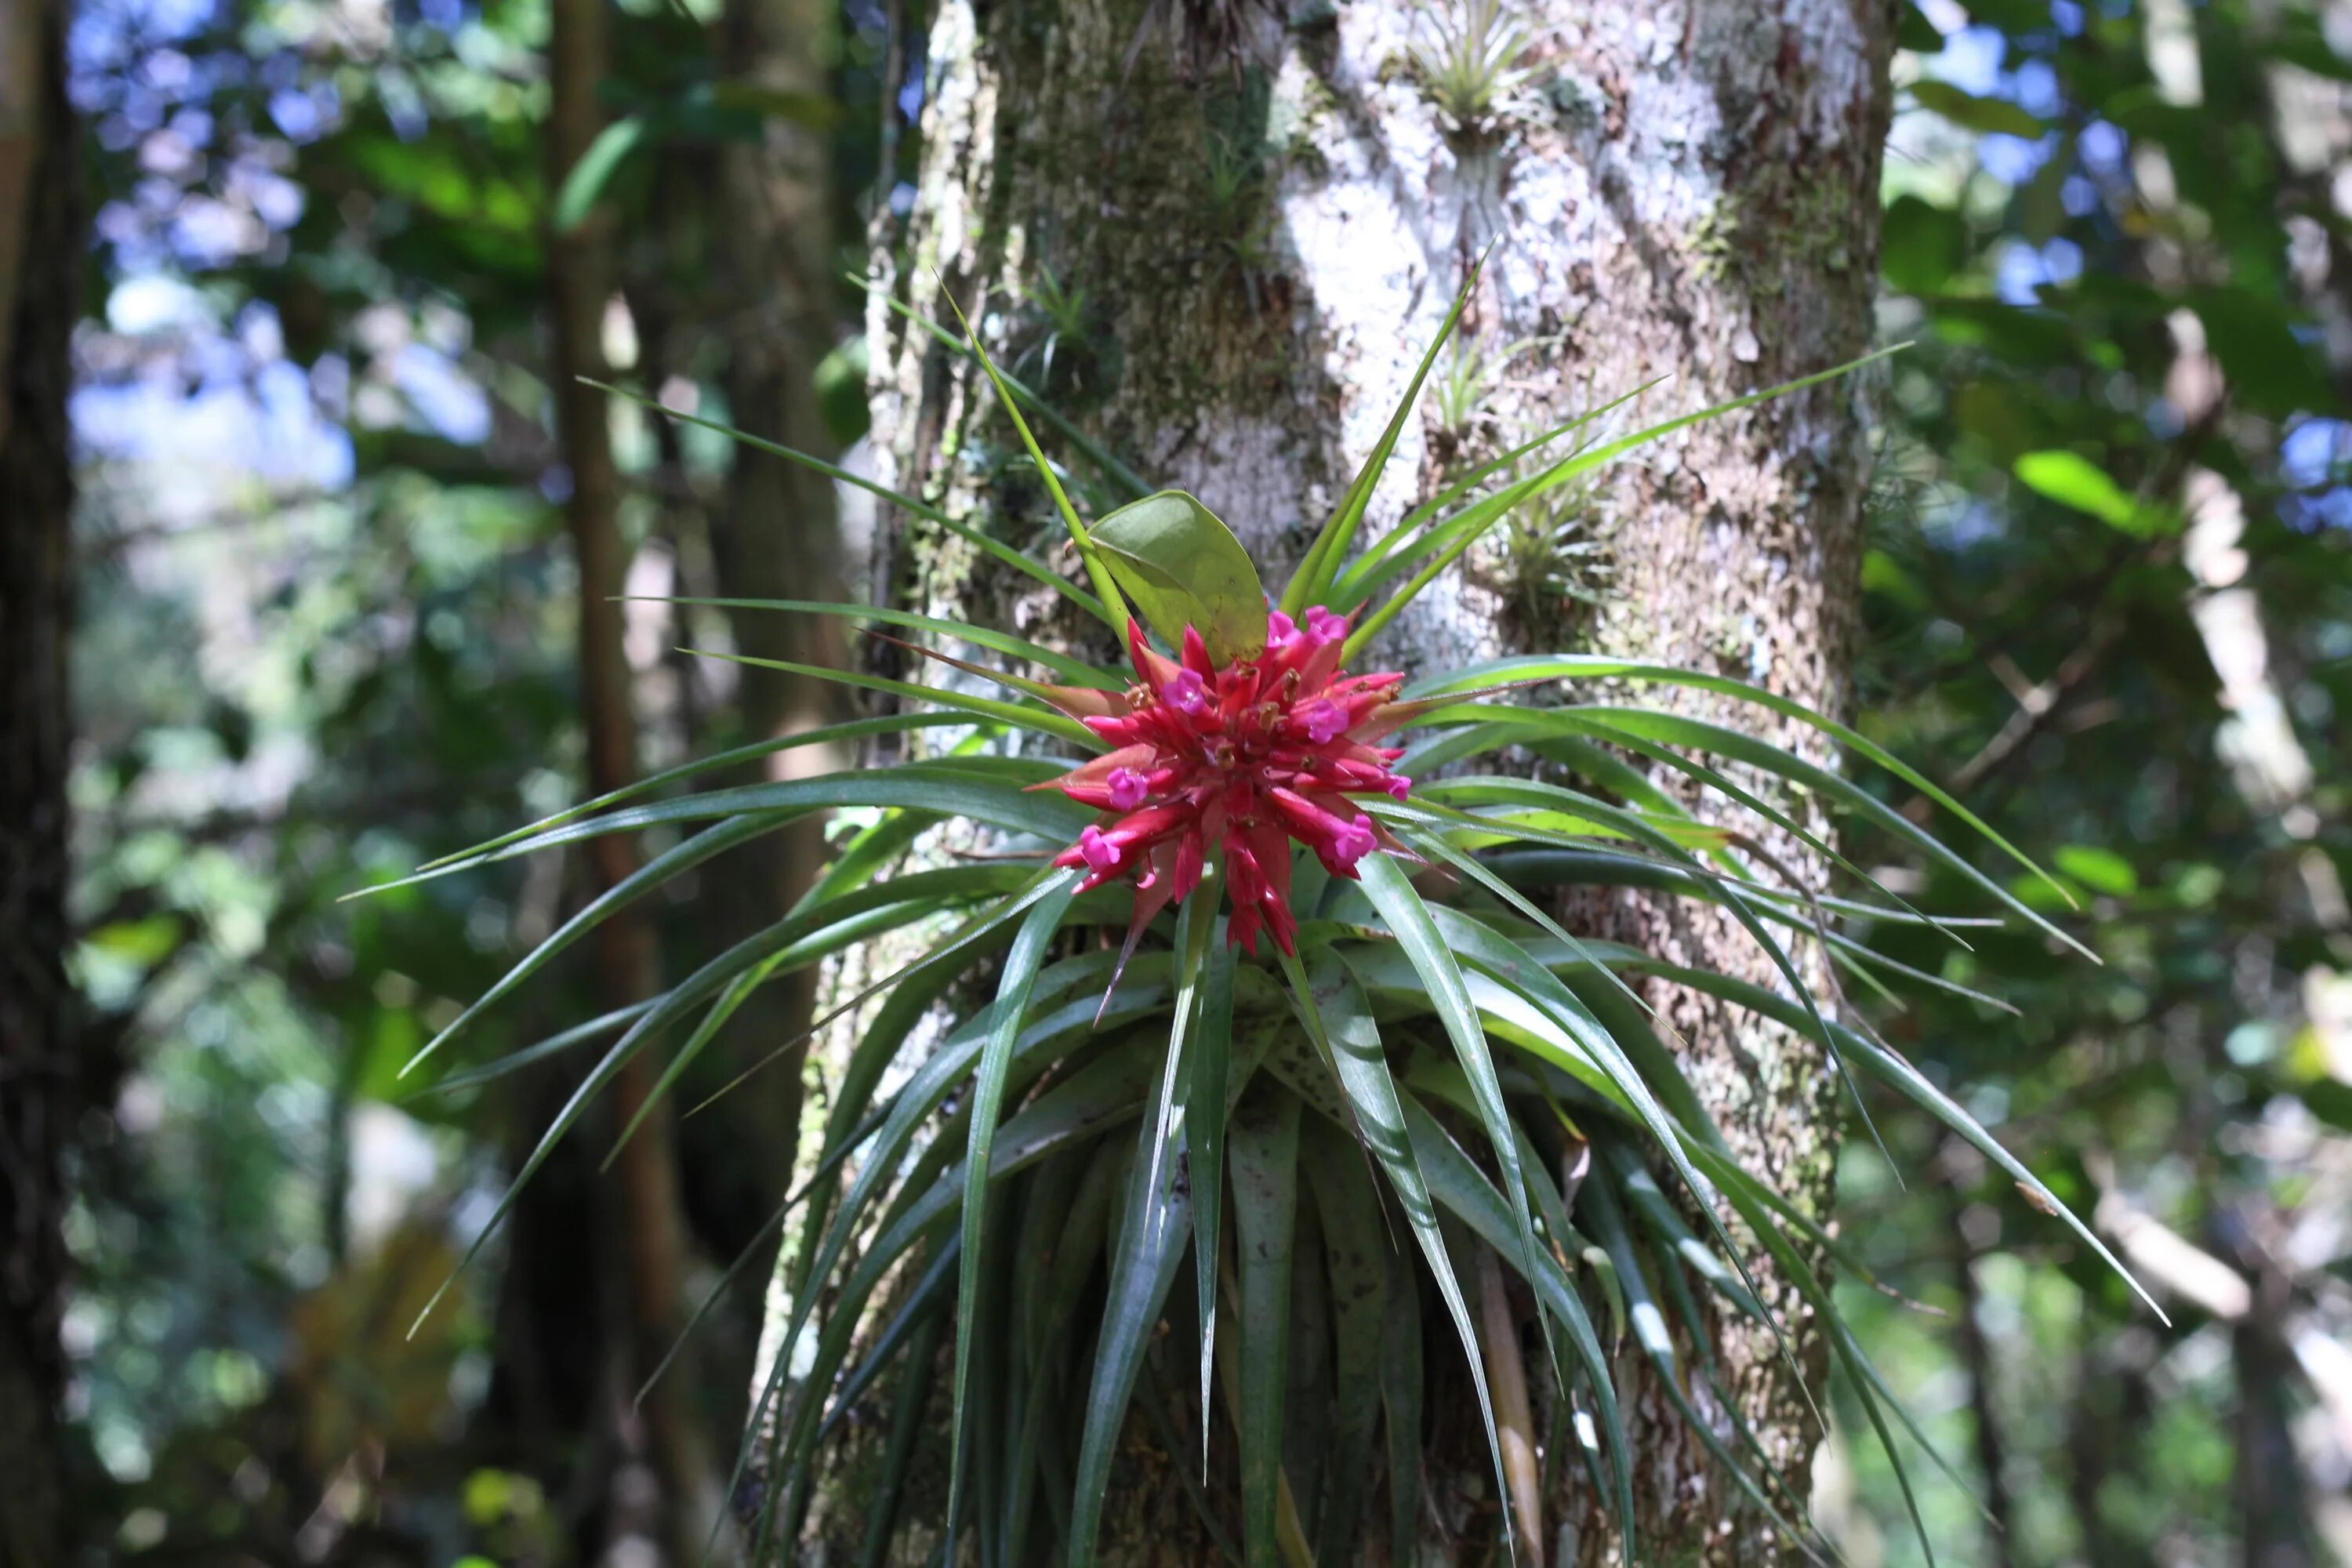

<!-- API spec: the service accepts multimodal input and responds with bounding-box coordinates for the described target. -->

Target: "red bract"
[1045,608,1412,958]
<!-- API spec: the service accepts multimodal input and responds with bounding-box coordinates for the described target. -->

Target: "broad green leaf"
[2013,448,2176,537]
[1088,491,1267,661]
[1910,79,2051,137]
[553,114,648,232]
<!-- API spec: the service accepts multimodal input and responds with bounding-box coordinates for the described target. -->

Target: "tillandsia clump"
[378,269,2160,1567]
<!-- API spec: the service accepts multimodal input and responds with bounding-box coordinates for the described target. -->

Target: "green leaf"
[1285,258,1483,614]
[1577,1167,1821,1559]
[1069,1028,1197,1567]
[938,286,1131,626]
[950,880,1078,1544]
[1400,652,2082,922]
[1189,938,1239,1473]
[1882,194,1968,296]
[553,114,648,233]
[1299,1119,1388,1568]
[1088,491,1268,661]
[1345,346,1904,660]
[1380,1243,1423,1566]
[1283,949,1508,1552]
[588,376,1109,622]
[1910,79,2051,138]
[1649,960,2169,1324]
[1391,1088,1635,1559]
[2013,449,2176,537]
[2055,844,2137,897]
[2190,287,2330,416]
[1229,1080,1301,1568]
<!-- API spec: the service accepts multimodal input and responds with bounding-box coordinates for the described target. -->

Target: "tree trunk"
[776,0,1889,1559]
[0,0,78,1562]
[545,0,727,1555]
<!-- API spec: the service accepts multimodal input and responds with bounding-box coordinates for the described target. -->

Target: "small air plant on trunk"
[372,266,2160,1566]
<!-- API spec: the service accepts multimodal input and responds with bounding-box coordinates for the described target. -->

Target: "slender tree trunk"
[545,0,726,1555]
[0,0,78,1562]
[689,0,851,1279]
[778,0,1889,1559]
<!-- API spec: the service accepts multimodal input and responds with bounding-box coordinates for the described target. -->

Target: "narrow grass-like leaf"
[1069,1029,1196,1568]
[949,878,1082,1538]
[857,1292,948,1568]
[1333,381,1671,607]
[412,712,966,873]
[1299,1117,1388,1568]
[1285,260,1482,615]
[590,376,1108,622]
[1345,346,1905,659]
[1577,1169,1825,1561]
[687,648,1105,750]
[1392,1088,1635,1559]
[1334,376,1663,614]
[1646,961,2166,1322]
[1354,851,1561,1483]
[1189,935,1238,1472]
[936,286,1129,624]
[1229,1080,1302,1568]
[361,763,1088,897]
[403,811,792,1076]
[1284,950,1509,1557]
[1402,649,2076,918]
[1380,1240,1424,1566]
[633,596,1120,688]
[856,275,1156,501]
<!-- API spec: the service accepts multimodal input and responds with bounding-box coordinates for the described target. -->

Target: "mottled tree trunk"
[775,0,1889,1560]
[0,0,78,1562]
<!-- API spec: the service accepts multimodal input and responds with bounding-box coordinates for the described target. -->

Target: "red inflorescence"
[1047,608,1412,956]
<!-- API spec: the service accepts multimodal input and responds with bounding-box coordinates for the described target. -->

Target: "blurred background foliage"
[38,0,2352,1563]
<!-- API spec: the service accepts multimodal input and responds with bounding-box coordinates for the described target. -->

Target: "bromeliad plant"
[381,274,2161,1567]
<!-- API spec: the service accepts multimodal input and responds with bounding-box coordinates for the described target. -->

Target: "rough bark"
[545,0,725,1555]
[0,0,78,1562]
[779,0,1890,1559]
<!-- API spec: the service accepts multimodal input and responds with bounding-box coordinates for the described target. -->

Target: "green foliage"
[370,291,2148,1567]
[1408,0,1533,135]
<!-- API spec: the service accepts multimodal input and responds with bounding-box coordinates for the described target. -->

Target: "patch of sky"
[1979,132,2056,186]
[391,343,494,445]
[2281,419,2352,530]
[1993,238,2082,305]
[2079,118,2128,176]
[1930,25,2005,94]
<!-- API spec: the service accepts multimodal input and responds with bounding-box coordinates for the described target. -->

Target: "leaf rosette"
[367,265,2159,1568]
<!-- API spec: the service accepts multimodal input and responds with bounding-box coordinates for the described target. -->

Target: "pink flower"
[1045,609,1413,957]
